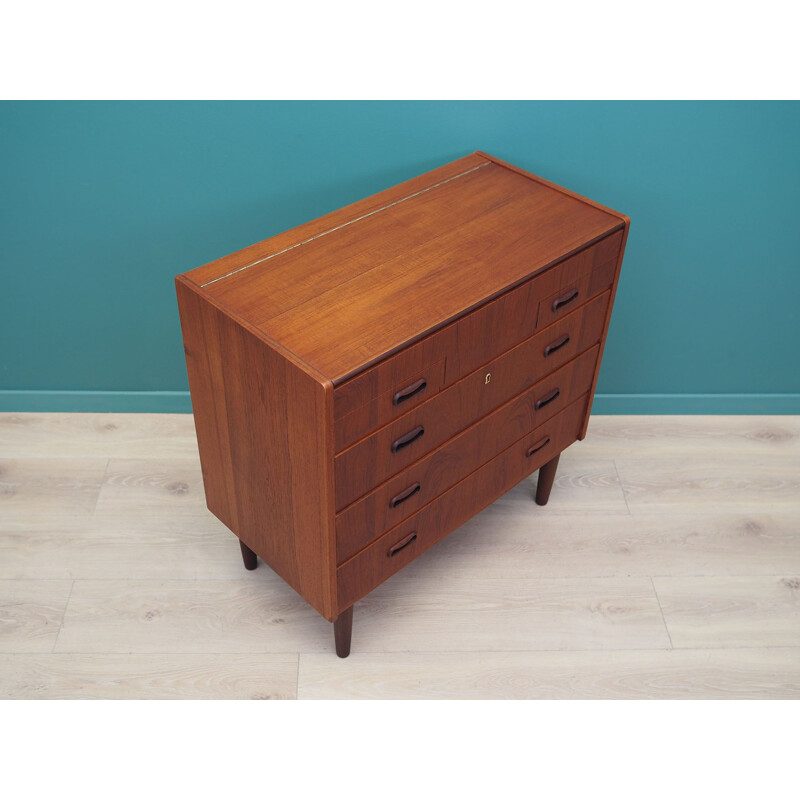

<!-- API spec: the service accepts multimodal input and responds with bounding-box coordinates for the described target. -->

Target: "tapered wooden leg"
[535,453,561,506]
[333,606,354,658]
[239,540,258,570]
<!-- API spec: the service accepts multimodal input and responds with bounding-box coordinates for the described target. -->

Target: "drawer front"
[336,395,589,610]
[336,360,447,453]
[332,228,622,427]
[441,230,621,384]
[334,290,609,510]
[536,253,616,330]
[335,347,597,563]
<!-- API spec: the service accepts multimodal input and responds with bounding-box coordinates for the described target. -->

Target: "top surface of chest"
[180,151,624,384]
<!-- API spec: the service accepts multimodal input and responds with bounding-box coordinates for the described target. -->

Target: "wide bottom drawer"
[335,393,589,610]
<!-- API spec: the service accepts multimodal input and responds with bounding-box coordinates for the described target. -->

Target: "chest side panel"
[176,277,336,619]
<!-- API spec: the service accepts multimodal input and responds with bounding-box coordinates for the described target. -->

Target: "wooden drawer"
[441,230,620,383]
[335,347,597,563]
[332,227,622,430]
[334,290,609,509]
[336,394,589,609]
[336,359,447,454]
[536,254,615,330]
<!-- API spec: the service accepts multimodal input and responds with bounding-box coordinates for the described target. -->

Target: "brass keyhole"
[485,372,492,384]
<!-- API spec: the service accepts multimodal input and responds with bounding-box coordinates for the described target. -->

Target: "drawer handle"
[552,288,579,312]
[388,532,418,558]
[389,482,421,509]
[535,389,560,410]
[391,425,425,453]
[393,379,427,406]
[526,437,551,457]
[544,334,570,357]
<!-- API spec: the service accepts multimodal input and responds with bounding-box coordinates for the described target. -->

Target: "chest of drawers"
[175,151,629,657]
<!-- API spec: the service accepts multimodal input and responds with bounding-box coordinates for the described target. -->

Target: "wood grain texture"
[0,580,73,653]
[2,413,800,698]
[653,576,800,648]
[425,512,800,578]
[54,579,337,654]
[0,413,199,459]
[0,653,298,699]
[615,456,800,513]
[0,533,242,581]
[581,227,628,438]
[337,397,588,608]
[258,194,619,383]
[487,451,630,517]
[334,295,608,508]
[342,573,670,653]
[186,153,489,287]
[336,390,592,563]
[0,458,107,531]
[334,359,447,450]
[332,227,621,419]
[183,154,622,384]
[582,415,800,457]
[204,163,531,323]
[334,292,605,458]
[298,648,800,700]
[87,457,228,541]
[333,358,447,452]
[462,152,631,444]
[474,151,631,224]
[176,279,336,619]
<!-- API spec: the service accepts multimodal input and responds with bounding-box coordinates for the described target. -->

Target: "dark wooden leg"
[535,453,561,506]
[239,540,258,570]
[333,606,354,658]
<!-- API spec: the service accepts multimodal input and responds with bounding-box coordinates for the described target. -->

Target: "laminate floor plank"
[425,512,800,578]
[0,458,107,531]
[0,653,297,699]
[54,579,336,654]
[52,573,668,655]
[349,572,670,653]
[297,648,800,700]
[615,456,800,514]
[0,580,73,653]
[87,458,229,542]
[0,413,200,459]
[488,451,630,517]
[582,415,800,458]
[0,533,243,580]
[653,576,800,649]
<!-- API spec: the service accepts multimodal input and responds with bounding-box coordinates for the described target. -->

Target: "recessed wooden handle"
[526,437,551,457]
[535,389,560,410]
[393,378,427,406]
[389,482,421,509]
[544,334,570,357]
[552,288,579,312]
[387,532,417,557]
[391,425,425,453]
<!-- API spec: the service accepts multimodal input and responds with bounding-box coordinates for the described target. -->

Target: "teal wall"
[1,101,798,413]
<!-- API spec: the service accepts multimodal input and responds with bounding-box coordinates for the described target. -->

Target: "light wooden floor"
[1,412,798,699]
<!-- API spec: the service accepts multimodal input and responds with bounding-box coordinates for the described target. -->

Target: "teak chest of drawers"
[176,151,629,657]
